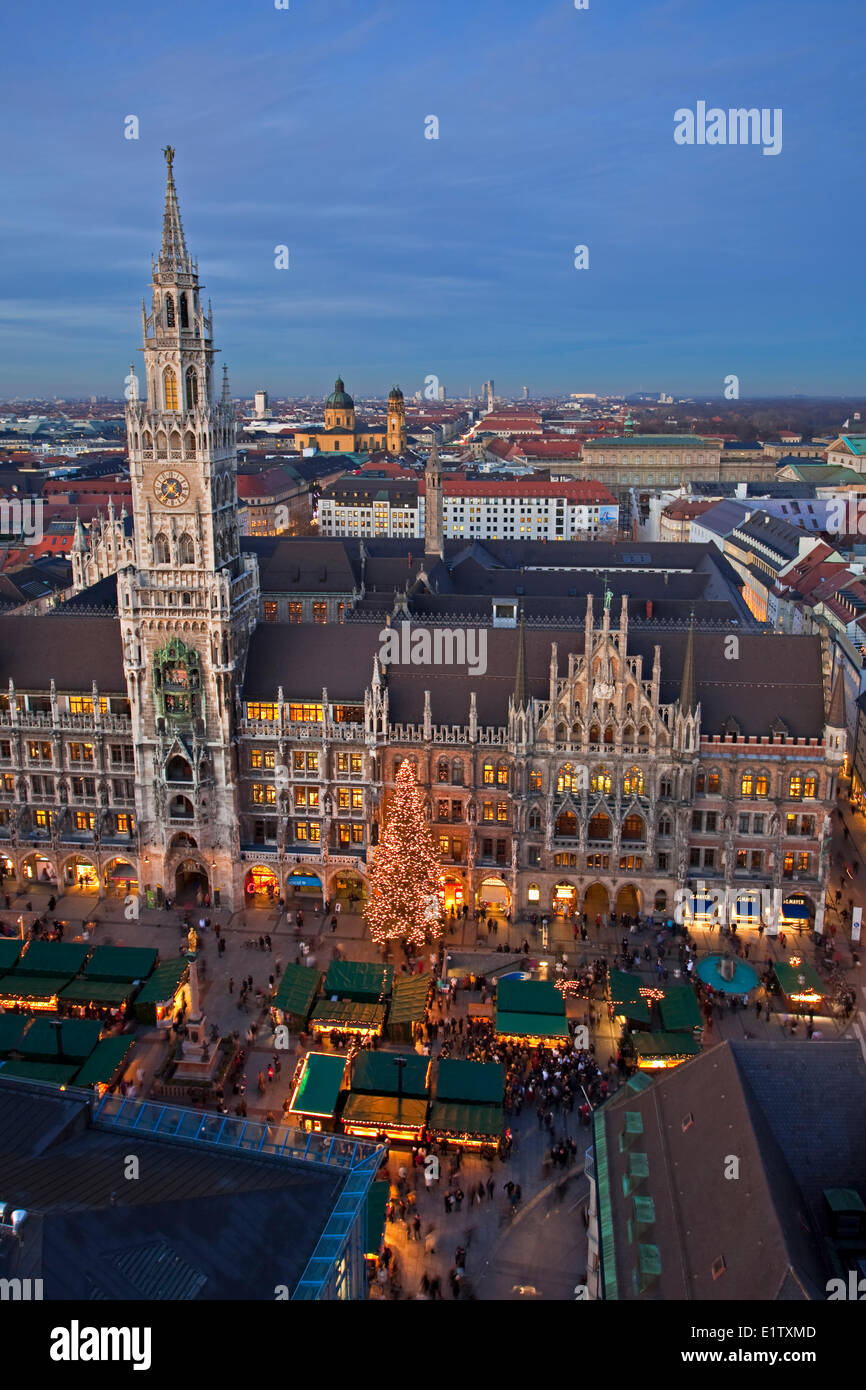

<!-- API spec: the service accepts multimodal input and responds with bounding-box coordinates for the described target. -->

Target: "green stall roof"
[624,1072,655,1095]
[83,946,159,983]
[496,977,565,1017]
[271,963,321,1020]
[60,979,135,1007]
[342,1092,428,1132]
[17,1015,103,1062]
[0,939,23,974]
[310,999,385,1032]
[0,1059,80,1085]
[613,997,651,1025]
[74,1035,135,1087]
[351,1050,430,1099]
[289,1051,346,1117]
[632,1032,702,1060]
[388,973,433,1025]
[658,987,703,1032]
[495,1011,569,1040]
[435,1058,505,1106]
[18,941,91,977]
[323,960,394,1003]
[134,956,188,1005]
[428,1101,504,1140]
[0,1013,34,1055]
[365,1180,390,1256]
[774,961,825,998]
[608,969,644,1006]
[0,974,73,1002]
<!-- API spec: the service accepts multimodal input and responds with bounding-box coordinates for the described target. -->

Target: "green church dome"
[326,376,354,409]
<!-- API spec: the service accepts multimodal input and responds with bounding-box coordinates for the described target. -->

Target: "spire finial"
[680,609,696,715]
[158,146,189,274]
[514,606,528,708]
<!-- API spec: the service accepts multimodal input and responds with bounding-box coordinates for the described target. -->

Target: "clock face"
[153,470,190,507]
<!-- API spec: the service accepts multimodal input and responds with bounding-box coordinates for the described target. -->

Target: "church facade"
[0,157,844,929]
[292,379,407,456]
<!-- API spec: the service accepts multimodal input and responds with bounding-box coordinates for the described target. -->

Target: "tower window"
[165,294,175,328]
[164,367,178,411]
[180,293,189,328]
[154,533,170,565]
[186,367,198,409]
[178,534,194,565]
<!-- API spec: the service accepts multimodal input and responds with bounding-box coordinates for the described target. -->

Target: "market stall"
[17,941,92,977]
[286,1051,347,1131]
[73,1035,136,1094]
[657,986,703,1034]
[0,939,23,975]
[322,960,394,1004]
[0,1059,80,1085]
[0,1013,33,1056]
[494,977,569,1043]
[60,979,138,1018]
[15,1015,103,1063]
[341,1092,429,1141]
[428,1058,505,1147]
[309,999,386,1038]
[387,973,433,1043]
[0,975,75,1012]
[270,964,321,1032]
[82,946,159,983]
[774,960,825,1014]
[133,956,189,1027]
[631,1032,702,1070]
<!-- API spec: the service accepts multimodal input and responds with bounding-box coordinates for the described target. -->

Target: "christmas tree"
[365,758,443,948]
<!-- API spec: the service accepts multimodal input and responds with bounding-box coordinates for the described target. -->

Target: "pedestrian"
[486,1176,495,1200]
[228,976,234,994]
[444,1192,453,1214]
[454,1188,464,1210]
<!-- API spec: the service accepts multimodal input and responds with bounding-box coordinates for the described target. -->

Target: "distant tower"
[254,389,268,418]
[424,441,444,558]
[486,380,495,412]
[522,385,529,402]
[437,384,446,403]
[623,411,635,438]
[387,385,407,455]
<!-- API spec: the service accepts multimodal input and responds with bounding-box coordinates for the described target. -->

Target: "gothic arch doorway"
[582,882,610,925]
[615,884,641,917]
[244,866,279,905]
[175,860,210,906]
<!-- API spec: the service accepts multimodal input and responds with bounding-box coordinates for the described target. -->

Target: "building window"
[247,702,278,721]
[529,768,542,791]
[623,766,644,796]
[293,787,319,809]
[483,761,495,785]
[437,759,449,783]
[755,774,768,797]
[496,762,509,786]
[289,602,303,623]
[288,703,323,722]
[313,603,327,624]
[163,367,178,411]
[482,801,494,822]
[264,601,278,622]
[741,772,753,798]
[496,801,508,823]
[707,771,720,794]
[788,773,802,799]
[804,775,817,798]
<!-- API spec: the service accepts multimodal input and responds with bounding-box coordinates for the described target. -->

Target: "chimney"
[645,599,653,619]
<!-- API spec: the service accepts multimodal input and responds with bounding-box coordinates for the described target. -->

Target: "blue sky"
[1,0,864,398]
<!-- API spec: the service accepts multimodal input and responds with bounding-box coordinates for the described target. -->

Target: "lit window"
[247,703,278,721]
[289,703,323,722]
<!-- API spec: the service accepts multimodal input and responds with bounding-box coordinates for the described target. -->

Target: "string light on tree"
[365,758,443,948]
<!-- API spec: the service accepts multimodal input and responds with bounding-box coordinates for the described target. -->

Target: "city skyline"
[2,0,864,398]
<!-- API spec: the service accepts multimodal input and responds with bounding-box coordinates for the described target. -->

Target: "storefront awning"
[0,974,73,1003]
[60,980,135,1007]
[780,902,811,920]
[342,1092,428,1134]
[310,999,385,1034]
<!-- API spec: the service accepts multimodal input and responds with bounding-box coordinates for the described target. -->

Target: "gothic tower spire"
[514,607,528,708]
[424,441,443,559]
[159,145,191,276]
[680,610,696,714]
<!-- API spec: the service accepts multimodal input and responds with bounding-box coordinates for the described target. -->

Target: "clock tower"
[120,148,259,909]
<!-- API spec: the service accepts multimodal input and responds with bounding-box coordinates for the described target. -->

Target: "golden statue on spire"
[163,145,175,169]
